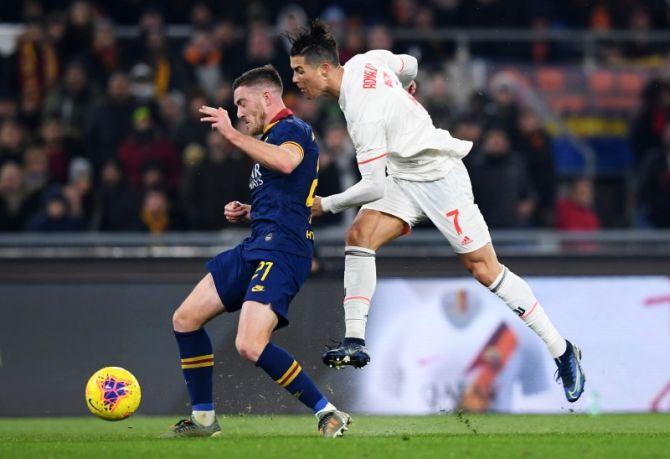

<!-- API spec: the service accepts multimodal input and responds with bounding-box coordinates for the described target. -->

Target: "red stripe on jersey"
[357,153,387,165]
[344,296,371,304]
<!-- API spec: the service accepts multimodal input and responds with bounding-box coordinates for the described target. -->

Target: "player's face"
[290,56,327,99]
[233,86,265,136]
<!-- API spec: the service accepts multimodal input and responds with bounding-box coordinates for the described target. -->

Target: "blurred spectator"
[0,119,26,165]
[338,21,365,63]
[234,22,290,84]
[128,63,157,103]
[190,2,214,29]
[45,11,68,63]
[528,15,560,64]
[638,124,670,227]
[173,92,210,157]
[0,161,39,231]
[137,5,165,35]
[63,157,95,227]
[315,123,357,225]
[320,5,347,44]
[555,178,601,231]
[516,109,556,227]
[421,72,452,129]
[212,20,241,70]
[39,117,72,183]
[27,188,85,232]
[10,18,59,106]
[630,80,670,166]
[624,7,659,60]
[137,28,190,98]
[367,25,394,52]
[61,0,96,60]
[432,0,464,26]
[86,20,124,87]
[97,158,141,231]
[488,81,520,139]
[453,115,484,146]
[0,96,18,121]
[410,6,447,63]
[138,188,184,233]
[84,71,136,170]
[182,28,223,100]
[181,129,251,230]
[158,92,185,133]
[22,144,51,197]
[43,60,95,143]
[117,106,180,190]
[277,4,308,54]
[469,128,535,228]
[391,0,418,27]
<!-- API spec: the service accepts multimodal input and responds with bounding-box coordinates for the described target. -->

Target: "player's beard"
[247,103,266,136]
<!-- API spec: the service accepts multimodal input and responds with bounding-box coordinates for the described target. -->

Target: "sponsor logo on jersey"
[461,236,473,245]
[251,285,265,292]
[363,63,378,89]
[249,163,264,189]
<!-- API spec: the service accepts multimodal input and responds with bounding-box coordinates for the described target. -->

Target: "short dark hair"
[232,64,283,93]
[288,19,339,66]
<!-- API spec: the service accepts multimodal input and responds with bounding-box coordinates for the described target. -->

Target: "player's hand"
[224,201,251,223]
[405,80,417,95]
[311,196,325,217]
[200,105,236,140]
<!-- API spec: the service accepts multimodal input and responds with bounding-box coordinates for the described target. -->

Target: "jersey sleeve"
[266,121,307,159]
[363,49,418,87]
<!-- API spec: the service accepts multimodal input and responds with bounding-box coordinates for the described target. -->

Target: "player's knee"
[469,261,497,286]
[235,335,264,363]
[172,306,201,333]
[345,223,368,247]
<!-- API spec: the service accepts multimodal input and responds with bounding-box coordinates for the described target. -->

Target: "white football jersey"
[339,50,473,181]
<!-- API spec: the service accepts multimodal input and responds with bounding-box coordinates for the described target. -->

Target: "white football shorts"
[361,160,491,254]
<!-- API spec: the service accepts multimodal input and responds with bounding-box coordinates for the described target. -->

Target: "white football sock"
[343,246,376,340]
[488,265,567,358]
[192,410,216,426]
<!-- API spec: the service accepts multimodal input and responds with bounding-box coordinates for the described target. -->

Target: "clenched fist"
[224,201,251,223]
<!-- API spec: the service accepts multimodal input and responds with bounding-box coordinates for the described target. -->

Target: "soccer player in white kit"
[288,21,585,403]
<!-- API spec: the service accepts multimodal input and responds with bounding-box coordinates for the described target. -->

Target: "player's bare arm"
[200,106,303,174]
[310,196,324,217]
[224,201,251,223]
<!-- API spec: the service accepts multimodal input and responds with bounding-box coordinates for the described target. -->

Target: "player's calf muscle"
[346,210,405,250]
[460,244,502,286]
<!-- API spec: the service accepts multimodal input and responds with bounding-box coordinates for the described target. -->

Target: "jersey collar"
[262,108,294,135]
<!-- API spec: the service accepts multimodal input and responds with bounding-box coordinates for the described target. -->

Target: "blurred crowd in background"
[0,0,669,233]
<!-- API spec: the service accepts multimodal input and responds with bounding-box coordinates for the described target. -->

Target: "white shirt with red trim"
[320,50,473,215]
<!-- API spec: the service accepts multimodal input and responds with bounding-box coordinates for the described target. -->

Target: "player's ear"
[262,90,272,107]
[318,62,331,78]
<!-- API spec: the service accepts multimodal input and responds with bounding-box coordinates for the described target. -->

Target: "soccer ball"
[85,367,141,421]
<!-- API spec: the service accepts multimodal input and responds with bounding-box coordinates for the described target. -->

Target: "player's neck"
[325,66,344,99]
[263,104,289,130]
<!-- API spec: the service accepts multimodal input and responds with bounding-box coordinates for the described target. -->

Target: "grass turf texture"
[1,414,669,458]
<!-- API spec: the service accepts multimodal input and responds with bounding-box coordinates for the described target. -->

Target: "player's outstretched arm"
[199,106,303,174]
[318,154,387,215]
[224,201,251,223]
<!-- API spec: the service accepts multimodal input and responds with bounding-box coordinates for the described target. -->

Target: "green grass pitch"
[1,414,669,458]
